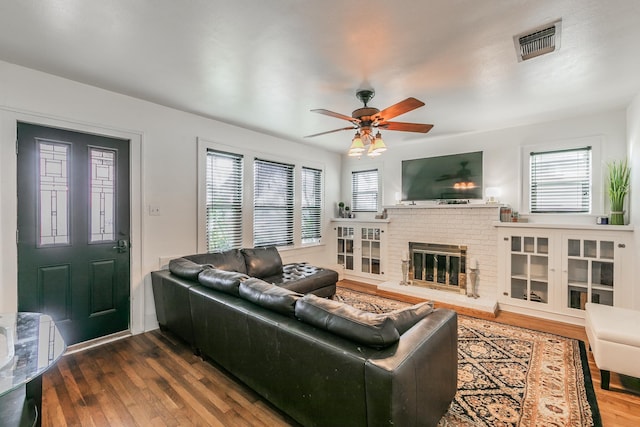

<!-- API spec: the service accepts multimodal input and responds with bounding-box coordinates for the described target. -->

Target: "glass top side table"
[0,313,66,427]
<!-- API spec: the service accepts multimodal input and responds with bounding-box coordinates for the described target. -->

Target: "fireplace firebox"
[409,242,467,294]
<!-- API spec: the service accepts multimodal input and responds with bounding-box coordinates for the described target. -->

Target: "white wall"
[626,92,640,309]
[0,61,342,332]
[342,110,628,224]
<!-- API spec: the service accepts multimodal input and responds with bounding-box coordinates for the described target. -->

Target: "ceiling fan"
[305,89,433,156]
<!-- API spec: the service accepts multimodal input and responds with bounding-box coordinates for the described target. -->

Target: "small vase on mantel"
[607,159,630,226]
[610,211,625,226]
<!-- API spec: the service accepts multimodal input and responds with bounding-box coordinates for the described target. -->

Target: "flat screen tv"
[402,151,483,201]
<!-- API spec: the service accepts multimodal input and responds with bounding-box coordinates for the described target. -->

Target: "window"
[529,147,591,213]
[206,149,243,251]
[254,159,294,247]
[38,141,70,246]
[301,167,322,244]
[352,169,379,212]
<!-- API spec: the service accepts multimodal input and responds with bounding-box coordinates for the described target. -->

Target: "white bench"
[585,302,640,389]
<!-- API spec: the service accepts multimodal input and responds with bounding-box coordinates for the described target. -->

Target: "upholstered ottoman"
[585,302,640,389]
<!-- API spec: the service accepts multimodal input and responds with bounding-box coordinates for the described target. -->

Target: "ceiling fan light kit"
[307,89,433,157]
[348,132,365,156]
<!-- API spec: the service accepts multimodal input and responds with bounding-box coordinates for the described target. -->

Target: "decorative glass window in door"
[38,141,70,246]
[89,148,116,242]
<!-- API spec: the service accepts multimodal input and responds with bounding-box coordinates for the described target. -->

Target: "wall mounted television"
[401,151,483,201]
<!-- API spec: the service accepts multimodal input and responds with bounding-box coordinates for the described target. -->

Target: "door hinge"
[16,229,19,244]
[15,139,18,155]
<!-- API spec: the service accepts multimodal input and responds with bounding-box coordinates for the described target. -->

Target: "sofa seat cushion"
[295,294,400,348]
[586,303,640,348]
[198,268,249,296]
[264,263,339,294]
[168,257,210,280]
[241,247,283,278]
[239,278,303,316]
[281,263,323,281]
[185,250,247,274]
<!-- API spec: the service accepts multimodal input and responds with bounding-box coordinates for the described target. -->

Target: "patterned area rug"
[334,288,602,427]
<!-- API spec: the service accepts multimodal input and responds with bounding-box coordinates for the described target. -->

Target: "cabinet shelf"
[592,284,614,291]
[567,281,588,289]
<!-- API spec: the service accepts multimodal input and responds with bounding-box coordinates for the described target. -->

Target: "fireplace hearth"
[409,242,467,294]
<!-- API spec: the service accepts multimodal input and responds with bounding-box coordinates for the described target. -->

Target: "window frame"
[197,138,326,252]
[520,137,602,215]
[529,146,592,213]
[253,158,295,248]
[204,149,244,252]
[351,169,380,212]
[301,166,323,244]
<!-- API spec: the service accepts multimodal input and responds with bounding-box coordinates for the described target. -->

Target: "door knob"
[113,239,129,253]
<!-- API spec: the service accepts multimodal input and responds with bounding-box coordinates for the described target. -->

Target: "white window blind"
[302,167,322,243]
[352,169,379,212]
[530,147,591,213]
[206,149,243,251]
[254,159,294,247]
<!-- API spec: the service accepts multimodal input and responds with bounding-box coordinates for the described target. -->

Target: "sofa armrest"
[151,270,199,346]
[364,309,458,427]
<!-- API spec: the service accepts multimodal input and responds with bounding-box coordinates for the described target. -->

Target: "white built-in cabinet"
[333,219,387,281]
[497,224,634,320]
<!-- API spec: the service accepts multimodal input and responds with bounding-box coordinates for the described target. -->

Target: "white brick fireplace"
[379,204,500,314]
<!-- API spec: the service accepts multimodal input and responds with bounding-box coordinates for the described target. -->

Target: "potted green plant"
[337,202,345,218]
[607,158,630,225]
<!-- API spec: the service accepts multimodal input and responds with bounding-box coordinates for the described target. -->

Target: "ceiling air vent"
[514,19,562,62]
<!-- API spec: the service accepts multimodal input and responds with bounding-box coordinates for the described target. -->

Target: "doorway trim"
[1,108,145,336]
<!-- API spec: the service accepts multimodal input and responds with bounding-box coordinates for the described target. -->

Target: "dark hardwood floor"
[42,281,640,426]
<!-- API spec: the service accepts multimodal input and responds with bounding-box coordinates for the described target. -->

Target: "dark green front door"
[17,122,130,345]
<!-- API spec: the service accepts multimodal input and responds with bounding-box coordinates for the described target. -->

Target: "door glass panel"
[38,141,70,246]
[90,148,116,242]
[523,237,534,253]
[567,239,581,257]
[600,241,614,259]
[537,238,548,254]
[584,240,597,258]
[511,236,521,252]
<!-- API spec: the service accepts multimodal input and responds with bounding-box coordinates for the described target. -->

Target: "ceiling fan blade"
[376,98,425,121]
[304,126,355,138]
[311,109,359,123]
[379,121,434,133]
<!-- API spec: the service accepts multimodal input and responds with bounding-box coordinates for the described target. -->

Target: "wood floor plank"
[41,281,639,427]
[145,357,226,427]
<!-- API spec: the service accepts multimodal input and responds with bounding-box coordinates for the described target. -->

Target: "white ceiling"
[1,0,640,152]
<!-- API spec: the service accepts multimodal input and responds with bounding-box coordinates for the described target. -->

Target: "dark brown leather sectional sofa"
[151,247,458,426]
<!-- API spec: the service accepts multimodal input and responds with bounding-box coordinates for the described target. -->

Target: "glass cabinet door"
[361,227,382,275]
[337,226,354,271]
[509,235,549,304]
[566,238,614,310]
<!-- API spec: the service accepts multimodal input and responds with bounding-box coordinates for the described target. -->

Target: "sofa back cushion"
[295,294,400,348]
[168,257,208,281]
[185,250,247,274]
[239,278,302,316]
[241,247,283,278]
[388,301,435,334]
[198,268,249,296]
